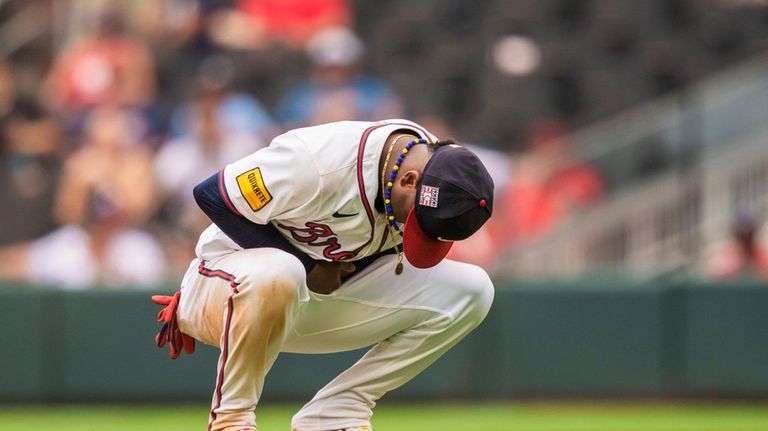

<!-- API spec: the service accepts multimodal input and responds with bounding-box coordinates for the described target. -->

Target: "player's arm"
[193,172,317,272]
[194,173,356,293]
[194,131,324,273]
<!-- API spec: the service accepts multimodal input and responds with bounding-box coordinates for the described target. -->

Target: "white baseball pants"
[176,248,494,431]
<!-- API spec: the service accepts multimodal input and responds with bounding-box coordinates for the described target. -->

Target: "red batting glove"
[152,291,195,359]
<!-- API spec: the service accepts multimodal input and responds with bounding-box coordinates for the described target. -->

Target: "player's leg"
[284,255,494,431]
[177,248,309,431]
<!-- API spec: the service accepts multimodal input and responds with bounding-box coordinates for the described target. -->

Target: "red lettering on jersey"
[277,222,356,261]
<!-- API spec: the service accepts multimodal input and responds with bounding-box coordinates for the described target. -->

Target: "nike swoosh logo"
[332,211,359,218]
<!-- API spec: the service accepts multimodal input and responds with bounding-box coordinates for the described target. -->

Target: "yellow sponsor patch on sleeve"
[236,168,273,211]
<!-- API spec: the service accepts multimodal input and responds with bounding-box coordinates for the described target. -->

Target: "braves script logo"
[419,185,439,208]
[277,222,356,261]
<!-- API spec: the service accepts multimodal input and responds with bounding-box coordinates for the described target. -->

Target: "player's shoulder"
[272,120,379,153]
[266,119,432,155]
[279,119,425,135]
[286,120,379,137]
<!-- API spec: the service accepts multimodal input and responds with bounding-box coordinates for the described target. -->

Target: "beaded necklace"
[380,135,427,275]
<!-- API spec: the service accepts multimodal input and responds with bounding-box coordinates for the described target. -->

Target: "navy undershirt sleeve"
[192,172,317,273]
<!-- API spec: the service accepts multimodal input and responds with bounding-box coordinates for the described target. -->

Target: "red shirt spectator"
[497,119,603,245]
[44,15,155,111]
[239,0,350,47]
[705,215,768,280]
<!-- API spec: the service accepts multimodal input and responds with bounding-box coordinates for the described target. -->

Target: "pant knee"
[234,249,307,310]
[452,265,495,328]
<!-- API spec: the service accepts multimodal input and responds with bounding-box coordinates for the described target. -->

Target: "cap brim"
[402,207,453,269]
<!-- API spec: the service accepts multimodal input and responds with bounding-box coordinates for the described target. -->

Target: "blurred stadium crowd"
[0,0,767,288]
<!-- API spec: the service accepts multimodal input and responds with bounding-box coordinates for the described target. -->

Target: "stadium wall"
[0,280,766,402]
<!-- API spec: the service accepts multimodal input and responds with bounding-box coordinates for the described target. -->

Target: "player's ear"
[399,170,420,189]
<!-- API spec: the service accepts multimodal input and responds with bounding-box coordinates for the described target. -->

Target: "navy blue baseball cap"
[402,143,494,268]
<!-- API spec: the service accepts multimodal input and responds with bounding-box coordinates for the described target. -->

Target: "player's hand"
[306,261,356,294]
[152,291,195,359]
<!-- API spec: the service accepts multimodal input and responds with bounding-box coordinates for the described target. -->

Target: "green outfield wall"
[0,279,766,402]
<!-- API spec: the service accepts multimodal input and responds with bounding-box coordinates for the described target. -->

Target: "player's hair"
[428,139,456,153]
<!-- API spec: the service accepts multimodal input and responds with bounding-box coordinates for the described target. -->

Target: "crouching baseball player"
[152,119,495,431]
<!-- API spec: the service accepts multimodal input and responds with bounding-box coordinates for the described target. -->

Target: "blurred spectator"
[497,119,603,245]
[0,60,63,244]
[42,11,156,114]
[0,107,167,289]
[704,214,768,280]
[0,60,14,123]
[139,0,237,101]
[167,55,274,138]
[240,0,350,47]
[0,223,167,289]
[55,107,155,226]
[209,0,351,50]
[276,27,404,127]
[156,56,271,258]
[0,100,63,244]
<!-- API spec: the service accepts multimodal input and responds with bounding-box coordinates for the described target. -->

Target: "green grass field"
[1,402,767,431]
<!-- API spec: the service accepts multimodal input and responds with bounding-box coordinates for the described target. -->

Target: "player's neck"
[378,133,418,180]
[376,133,418,213]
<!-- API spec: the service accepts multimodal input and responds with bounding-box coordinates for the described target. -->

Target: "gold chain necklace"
[380,134,413,275]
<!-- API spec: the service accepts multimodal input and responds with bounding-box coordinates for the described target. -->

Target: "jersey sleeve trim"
[218,169,242,216]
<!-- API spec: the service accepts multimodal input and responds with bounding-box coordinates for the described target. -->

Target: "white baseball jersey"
[195,119,437,262]
[172,122,494,431]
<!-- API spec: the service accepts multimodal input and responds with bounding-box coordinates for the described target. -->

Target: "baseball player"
[152,119,495,431]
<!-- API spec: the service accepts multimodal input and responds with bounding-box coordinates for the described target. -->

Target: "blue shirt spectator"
[276,26,404,127]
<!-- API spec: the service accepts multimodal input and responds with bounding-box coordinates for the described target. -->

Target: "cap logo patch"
[419,185,439,208]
